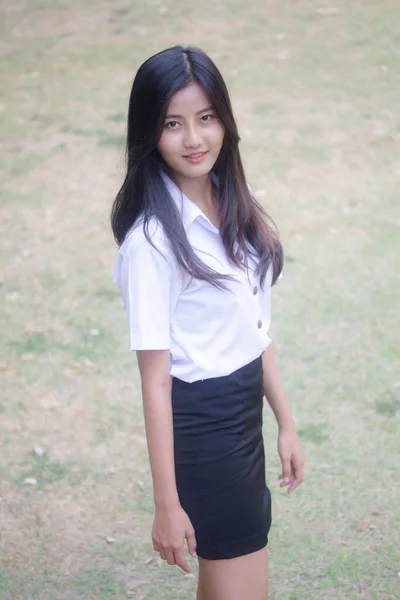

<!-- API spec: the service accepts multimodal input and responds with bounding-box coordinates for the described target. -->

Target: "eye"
[165,120,180,129]
[201,114,214,122]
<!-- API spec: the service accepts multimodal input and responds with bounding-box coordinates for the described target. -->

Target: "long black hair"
[111,45,283,288]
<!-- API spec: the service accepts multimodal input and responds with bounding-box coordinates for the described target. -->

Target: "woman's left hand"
[277,425,305,494]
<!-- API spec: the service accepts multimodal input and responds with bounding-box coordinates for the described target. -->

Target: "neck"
[170,172,215,210]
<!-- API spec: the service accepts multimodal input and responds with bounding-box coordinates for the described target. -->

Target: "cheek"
[157,136,168,158]
[157,133,178,161]
[209,124,225,150]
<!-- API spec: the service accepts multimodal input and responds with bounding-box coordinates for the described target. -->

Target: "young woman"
[112,45,304,600]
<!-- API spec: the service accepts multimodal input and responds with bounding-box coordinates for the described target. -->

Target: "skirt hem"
[196,530,269,561]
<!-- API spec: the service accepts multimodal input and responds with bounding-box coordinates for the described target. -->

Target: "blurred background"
[0,1,399,598]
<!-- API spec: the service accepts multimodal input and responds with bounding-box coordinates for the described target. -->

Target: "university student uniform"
[113,172,273,560]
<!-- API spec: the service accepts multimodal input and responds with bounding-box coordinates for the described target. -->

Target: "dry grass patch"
[1,0,399,598]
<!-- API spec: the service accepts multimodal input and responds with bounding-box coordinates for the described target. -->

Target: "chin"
[184,168,211,179]
[179,159,216,179]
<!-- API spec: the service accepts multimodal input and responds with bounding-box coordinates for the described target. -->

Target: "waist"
[169,339,270,384]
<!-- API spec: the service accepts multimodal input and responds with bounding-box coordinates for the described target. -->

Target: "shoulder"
[113,216,175,288]
[117,216,174,270]
[119,216,169,255]
[246,181,257,202]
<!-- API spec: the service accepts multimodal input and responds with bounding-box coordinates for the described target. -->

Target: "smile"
[183,151,208,163]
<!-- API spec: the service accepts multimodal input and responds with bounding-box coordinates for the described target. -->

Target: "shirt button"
[253,286,258,295]
[257,320,262,329]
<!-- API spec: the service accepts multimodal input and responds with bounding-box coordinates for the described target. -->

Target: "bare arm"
[137,349,179,509]
[136,350,196,571]
[262,344,295,431]
[262,344,305,493]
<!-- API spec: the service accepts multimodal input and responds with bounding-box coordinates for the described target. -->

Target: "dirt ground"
[0,1,399,598]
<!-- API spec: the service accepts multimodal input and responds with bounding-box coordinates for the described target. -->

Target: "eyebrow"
[165,105,214,119]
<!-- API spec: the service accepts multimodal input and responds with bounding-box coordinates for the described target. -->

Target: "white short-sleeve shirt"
[113,173,273,383]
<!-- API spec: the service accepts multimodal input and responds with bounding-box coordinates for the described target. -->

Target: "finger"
[288,473,303,493]
[153,540,159,552]
[165,550,176,566]
[288,463,304,494]
[292,455,304,478]
[174,548,191,574]
[159,548,166,561]
[186,529,197,558]
[288,479,302,493]
[280,458,292,486]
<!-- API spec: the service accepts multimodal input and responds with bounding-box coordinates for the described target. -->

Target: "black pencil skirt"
[171,355,272,560]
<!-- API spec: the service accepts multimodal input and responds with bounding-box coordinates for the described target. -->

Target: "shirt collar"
[161,171,219,233]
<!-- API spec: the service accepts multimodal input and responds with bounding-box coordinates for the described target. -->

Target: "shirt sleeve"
[113,235,178,351]
[259,264,273,347]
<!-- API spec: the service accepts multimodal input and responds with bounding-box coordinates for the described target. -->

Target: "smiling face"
[157,81,225,182]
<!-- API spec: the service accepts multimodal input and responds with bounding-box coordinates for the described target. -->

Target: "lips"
[183,151,208,163]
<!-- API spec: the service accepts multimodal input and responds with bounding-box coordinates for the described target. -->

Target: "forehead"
[166,82,211,115]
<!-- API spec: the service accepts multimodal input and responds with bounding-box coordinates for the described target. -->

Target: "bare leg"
[197,547,268,600]
[196,574,207,600]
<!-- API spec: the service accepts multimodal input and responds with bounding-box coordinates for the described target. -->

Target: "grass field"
[0,0,399,598]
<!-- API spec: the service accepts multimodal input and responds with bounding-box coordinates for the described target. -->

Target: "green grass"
[14,454,70,490]
[0,0,399,598]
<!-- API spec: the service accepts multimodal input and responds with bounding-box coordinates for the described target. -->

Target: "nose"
[183,122,202,149]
